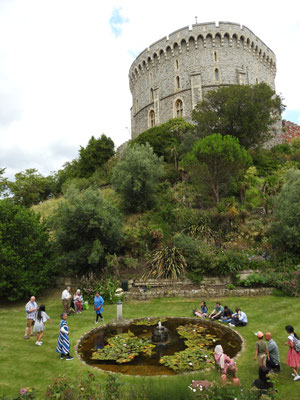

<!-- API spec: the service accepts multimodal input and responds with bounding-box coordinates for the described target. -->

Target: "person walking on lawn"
[56,313,74,360]
[94,292,104,324]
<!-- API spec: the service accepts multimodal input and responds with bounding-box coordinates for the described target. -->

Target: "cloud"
[109,7,129,38]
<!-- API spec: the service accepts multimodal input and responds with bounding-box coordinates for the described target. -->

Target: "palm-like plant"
[146,245,187,280]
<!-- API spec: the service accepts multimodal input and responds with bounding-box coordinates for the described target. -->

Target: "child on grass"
[56,313,74,360]
[33,305,52,346]
[254,331,270,367]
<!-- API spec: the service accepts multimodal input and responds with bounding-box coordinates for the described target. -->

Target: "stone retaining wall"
[123,286,273,300]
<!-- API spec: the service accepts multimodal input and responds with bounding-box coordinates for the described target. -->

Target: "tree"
[192,83,284,149]
[0,168,8,196]
[77,134,115,178]
[0,199,52,300]
[132,118,195,161]
[270,169,300,253]
[111,143,164,212]
[182,134,252,203]
[49,186,123,275]
[7,169,58,207]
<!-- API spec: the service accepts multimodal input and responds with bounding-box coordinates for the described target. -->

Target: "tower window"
[214,51,218,62]
[215,68,219,82]
[175,59,179,69]
[175,99,183,117]
[176,76,180,89]
[149,110,155,128]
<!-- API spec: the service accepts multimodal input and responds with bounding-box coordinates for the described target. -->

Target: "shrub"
[270,169,300,254]
[0,199,53,301]
[78,273,120,304]
[48,186,123,275]
[111,143,164,213]
[146,245,187,280]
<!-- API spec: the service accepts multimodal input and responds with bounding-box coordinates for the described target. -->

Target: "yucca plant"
[146,245,187,280]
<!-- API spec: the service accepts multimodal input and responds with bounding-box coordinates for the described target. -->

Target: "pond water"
[77,317,242,376]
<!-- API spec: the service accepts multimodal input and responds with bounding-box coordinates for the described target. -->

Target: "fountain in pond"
[151,321,169,344]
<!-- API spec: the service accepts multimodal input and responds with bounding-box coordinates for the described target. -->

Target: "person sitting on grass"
[194,301,208,318]
[254,331,270,367]
[56,313,74,360]
[220,306,233,323]
[229,308,248,327]
[221,364,240,386]
[209,302,224,321]
[252,365,273,391]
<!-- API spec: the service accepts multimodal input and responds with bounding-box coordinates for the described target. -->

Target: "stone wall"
[129,21,277,138]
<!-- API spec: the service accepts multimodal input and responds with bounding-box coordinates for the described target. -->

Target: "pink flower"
[123,343,127,347]
[20,388,27,395]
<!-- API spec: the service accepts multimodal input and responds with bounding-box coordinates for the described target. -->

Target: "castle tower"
[129,22,277,139]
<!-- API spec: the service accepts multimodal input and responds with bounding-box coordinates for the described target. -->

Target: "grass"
[1,290,299,399]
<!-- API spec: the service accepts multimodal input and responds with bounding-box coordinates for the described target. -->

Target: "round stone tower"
[129,22,277,139]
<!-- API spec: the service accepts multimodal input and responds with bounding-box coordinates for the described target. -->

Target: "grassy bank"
[0,290,299,398]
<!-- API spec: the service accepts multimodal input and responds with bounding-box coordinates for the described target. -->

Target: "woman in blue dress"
[94,292,104,324]
[56,313,74,360]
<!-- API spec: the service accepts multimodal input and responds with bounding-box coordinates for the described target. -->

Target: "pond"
[76,317,243,376]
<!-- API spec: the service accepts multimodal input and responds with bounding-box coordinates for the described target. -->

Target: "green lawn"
[1,290,299,399]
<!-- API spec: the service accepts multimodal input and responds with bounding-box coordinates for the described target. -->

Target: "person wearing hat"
[265,332,280,372]
[254,331,270,367]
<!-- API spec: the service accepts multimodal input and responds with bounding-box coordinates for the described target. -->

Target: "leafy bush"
[48,186,123,275]
[281,268,300,296]
[78,273,119,304]
[111,143,164,213]
[270,169,300,254]
[0,199,53,301]
[240,273,272,288]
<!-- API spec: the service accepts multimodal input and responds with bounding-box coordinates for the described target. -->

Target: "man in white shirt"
[24,296,38,339]
[61,286,72,314]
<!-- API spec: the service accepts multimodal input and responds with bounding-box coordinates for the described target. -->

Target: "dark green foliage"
[0,168,8,196]
[7,169,58,207]
[182,134,252,202]
[49,187,123,275]
[192,82,284,148]
[111,143,164,213]
[251,148,280,176]
[0,199,52,301]
[270,169,300,253]
[131,118,195,160]
[77,134,115,178]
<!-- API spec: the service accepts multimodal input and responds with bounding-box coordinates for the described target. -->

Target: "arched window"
[214,51,218,62]
[176,76,180,89]
[175,99,183,117]
[150,88,154,102]
[215,68,220,82]
[175,59,179,69]
[149,110,155,128]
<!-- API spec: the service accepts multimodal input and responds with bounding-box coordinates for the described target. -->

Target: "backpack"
[294,337,300,353]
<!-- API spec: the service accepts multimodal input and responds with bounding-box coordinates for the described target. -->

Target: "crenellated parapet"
[129,22,278,138]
